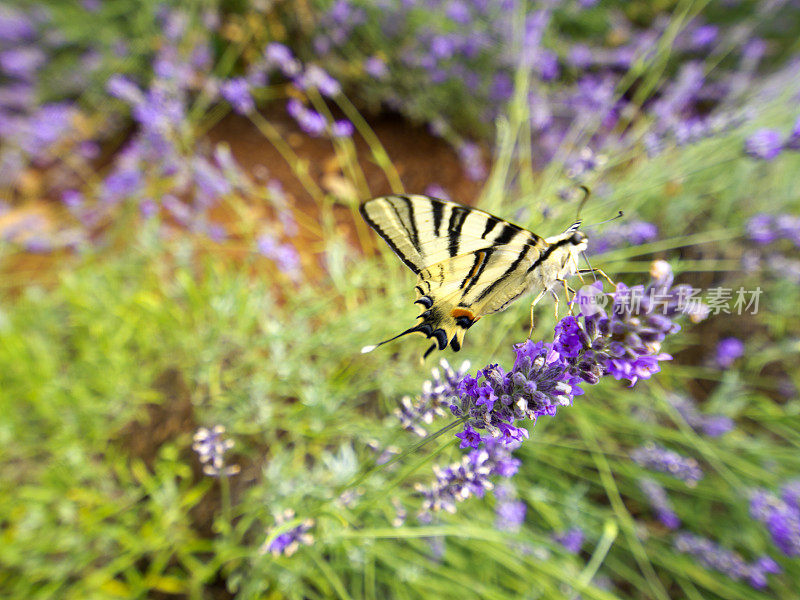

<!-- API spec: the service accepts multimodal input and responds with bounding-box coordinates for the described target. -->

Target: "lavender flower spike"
[639,478,680,529]
[192,425,240,477]
[260,509,315,557]
[750,488,800,557]
[631,443,703,486]
[674,533,780,588]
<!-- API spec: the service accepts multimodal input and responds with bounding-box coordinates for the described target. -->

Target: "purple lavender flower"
[591,221,658,254]
[495,498,526,532]
[691,25,718,48]
[536,50,559,81]
[193,157,232,203]
[192,425,240,476]
[0,7,35,43]
[639,478,680,529]
[668,393,734,437]
[101,167,142,203]
[257,233,302,279]
[418,438,520,518]
[0,46,45,80]
[714,337,744,368]
[397,359,471,437]
[785,116,800,151]
[457,142,486,180]
[674,533,765,587]
[264,42,301,77]
[286,99,327,136]
[445,0,471,24]
[423,184,451,201]
[631,444,703,486]
[750,488,800,557]
[553,528,583,554]
[220,78,254,114]
[452,341,578,446]
[61,190,84,209]
[747,214,777,244]
[140,198,158,219]
[260,509,314,556]
[331,119,354,138]
[781,480,800,511]
[748,556,782,589]
[745,129,783,160]
[296,64,341,97]
[364,56,389,79]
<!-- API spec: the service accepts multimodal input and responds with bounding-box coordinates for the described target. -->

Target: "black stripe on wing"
[359,201,421,274]
[475,244,532,302]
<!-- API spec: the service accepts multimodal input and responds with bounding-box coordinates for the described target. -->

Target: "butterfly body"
[360,195,588,357]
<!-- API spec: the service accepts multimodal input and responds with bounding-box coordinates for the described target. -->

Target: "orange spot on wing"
[451,308,476,320]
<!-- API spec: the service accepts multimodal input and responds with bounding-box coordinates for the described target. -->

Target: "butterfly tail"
[361,294,477,359]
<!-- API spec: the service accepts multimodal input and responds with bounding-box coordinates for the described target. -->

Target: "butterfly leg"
[561,279,577,315]
[528,291,546,338]
[579,268,616,286]
[550,289,560,321]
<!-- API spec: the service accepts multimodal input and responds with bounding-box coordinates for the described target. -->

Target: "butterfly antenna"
[583,252,598,283]
[584,210,624,229]
[575,186,591,221]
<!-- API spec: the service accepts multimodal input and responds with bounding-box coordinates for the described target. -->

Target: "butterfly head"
[547,221,589,253]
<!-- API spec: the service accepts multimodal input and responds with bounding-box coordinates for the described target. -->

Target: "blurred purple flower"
[747,214,777,244]
[297,64,341,97]
[536,50,559,81]
[286,99,327,136]
[782,480,800,511]
[669,393,734,437]
[0,46,45,79]
[0,7,35,43]
[261,510,314,557]
[553,528,583,554]
[445,1,471,24]
[715,337,744,368]
[364,56,389,79]
[785,117,800,151]
[61,189,84,209]
[750,488,800,557]
[418,438,519,517]
[591,221,659,254]
[264,42,301,77]
[489,72,513,101]
[257,233,301,278]
[396,358,470,437]
[17,103,74,156]
[639,478,680,529]
[742,38,767,64]
[423,183,451,201]
[568,44,593,69]
[106,75,143,104]
[745,129,782,160]
[631,444,703,486]
[140,198,157,219]
[192,425,240,477]
[220,78,254,114]
[457,142,486,180]
[674,533,778,588]
[495,499,526,532]
[331,119,354,138]
[193,157,232,203]
[691,25,718,48]
[102,167,142,203]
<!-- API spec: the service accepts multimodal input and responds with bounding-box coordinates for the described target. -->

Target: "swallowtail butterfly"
[360,194,589,358]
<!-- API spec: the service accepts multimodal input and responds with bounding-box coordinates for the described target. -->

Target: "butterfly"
[359,194,591,358]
